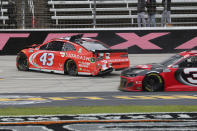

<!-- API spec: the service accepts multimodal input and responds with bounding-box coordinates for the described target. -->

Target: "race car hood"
[136,63,164,70]
[121,63,164,77]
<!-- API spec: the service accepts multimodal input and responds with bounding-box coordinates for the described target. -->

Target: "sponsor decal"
[79,64,89,68]
[89,57,96,63]
[108,59,129,63]
[60,52,65,57]
[65,53,90,61]
[78,61,90,65]
[82,69,90,72]
[78,48,82,53]
[78,62,91,69]
[59,64,63,69]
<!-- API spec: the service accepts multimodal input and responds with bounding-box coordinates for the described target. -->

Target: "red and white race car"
[16,34,130,76]
[120,50,197,92]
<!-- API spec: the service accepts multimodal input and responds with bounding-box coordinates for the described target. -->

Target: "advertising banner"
[0,29,197,54]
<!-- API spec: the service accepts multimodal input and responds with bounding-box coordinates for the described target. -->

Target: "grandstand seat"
[48,0,197,28]
[0,1,9,25]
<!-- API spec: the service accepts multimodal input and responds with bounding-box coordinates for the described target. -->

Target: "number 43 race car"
[16,34,130,76]
[120,50,197,92]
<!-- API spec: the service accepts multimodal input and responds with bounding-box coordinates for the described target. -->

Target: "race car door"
[38,41,64,71]
[165,55,197,91]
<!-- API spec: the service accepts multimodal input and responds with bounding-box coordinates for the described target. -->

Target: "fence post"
[21,0,25,29]
[93,0,96,28]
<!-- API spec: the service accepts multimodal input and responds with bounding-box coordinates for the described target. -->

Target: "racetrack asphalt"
[0,54,174,93]
[1,54,197,107]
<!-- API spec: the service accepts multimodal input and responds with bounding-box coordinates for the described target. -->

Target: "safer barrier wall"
[0,29,197,55]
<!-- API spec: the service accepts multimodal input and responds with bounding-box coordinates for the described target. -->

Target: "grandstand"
[1,0,197,29]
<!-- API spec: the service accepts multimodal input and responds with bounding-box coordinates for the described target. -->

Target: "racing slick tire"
[142,73,164,92]
[16,52,29,71]
[65,59,78,76]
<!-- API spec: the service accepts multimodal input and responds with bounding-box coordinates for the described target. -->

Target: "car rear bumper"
[111,61,130,71]
[98,67,113,75]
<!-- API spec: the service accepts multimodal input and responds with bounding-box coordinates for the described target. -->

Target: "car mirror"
[31,44,39,48]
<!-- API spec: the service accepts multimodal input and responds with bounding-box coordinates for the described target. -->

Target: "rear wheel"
[16,53,29,71]
[65,59,78,76]
[142,73,164,92]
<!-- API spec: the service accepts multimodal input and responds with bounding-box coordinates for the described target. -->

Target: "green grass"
[1,105,197,116]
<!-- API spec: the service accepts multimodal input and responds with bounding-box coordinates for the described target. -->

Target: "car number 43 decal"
[39,53,54,66]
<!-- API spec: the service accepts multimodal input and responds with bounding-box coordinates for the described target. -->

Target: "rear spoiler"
[23,44,40,49]
[94,49,128,53]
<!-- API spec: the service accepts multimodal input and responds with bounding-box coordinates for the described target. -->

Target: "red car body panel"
[120,50,197,92]
[17,34,130,76]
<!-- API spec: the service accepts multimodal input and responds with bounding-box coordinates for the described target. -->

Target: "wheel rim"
[67,60,77,76]
[143,75,162,92]
[18,55,28,70]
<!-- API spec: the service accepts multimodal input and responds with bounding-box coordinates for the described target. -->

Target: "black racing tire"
[65,59,78,76]
[16,53,29,71]
[142,73,164,92]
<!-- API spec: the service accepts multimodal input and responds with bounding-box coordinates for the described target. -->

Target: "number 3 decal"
[184,68,197,84]
[39,53,54,66]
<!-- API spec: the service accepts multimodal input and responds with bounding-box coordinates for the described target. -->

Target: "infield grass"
[1,105,197,116]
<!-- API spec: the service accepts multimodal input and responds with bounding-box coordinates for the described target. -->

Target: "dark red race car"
[16,34,130,76]
[119,50,197,92]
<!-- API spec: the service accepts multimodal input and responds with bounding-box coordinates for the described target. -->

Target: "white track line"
[15,78,74,80]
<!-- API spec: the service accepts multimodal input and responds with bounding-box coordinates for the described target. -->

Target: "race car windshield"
[81,41,109,51]
[160,54,183,66]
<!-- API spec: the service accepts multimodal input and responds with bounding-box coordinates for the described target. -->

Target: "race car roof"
[57,34,84,42]
[179,50,197,56]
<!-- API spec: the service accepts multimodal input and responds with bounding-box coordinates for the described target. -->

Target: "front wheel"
[142,73,164,92]
[65,59,78,76]
[16,53,29,71]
